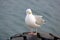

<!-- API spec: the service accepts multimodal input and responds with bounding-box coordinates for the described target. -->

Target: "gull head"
[26,9,32,14]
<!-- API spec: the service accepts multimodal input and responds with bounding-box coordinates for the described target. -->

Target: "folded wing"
[34,15,45,25]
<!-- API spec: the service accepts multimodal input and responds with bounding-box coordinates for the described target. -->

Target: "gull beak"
[28,11,32,14]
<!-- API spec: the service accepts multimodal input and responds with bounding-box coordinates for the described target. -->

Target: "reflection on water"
[0,0,60,40]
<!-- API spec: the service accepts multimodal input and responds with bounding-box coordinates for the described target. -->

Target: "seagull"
[25,9,45,35]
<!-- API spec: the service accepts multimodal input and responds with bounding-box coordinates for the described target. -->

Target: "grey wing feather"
[34,15,45,25]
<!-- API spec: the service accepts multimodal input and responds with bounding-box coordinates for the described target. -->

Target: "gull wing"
[34,15,45,25]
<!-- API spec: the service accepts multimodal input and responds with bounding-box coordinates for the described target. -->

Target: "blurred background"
[0,0,60,40]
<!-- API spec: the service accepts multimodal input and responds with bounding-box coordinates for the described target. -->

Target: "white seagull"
[25,9,45,34]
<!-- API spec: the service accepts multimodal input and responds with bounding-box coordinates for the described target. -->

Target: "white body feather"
[25,14,38,28]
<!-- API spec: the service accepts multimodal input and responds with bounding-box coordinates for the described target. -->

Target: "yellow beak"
[28,11,32,14]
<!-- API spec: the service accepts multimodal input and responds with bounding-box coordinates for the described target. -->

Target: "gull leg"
[36,28,37,33]
[30,28,33,32]
[28,26,33,32]
[28,27,34,35]
[30,27,37,35]
[28,27,37,35]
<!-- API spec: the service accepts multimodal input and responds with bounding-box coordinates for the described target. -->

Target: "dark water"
[0,0,60,40]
